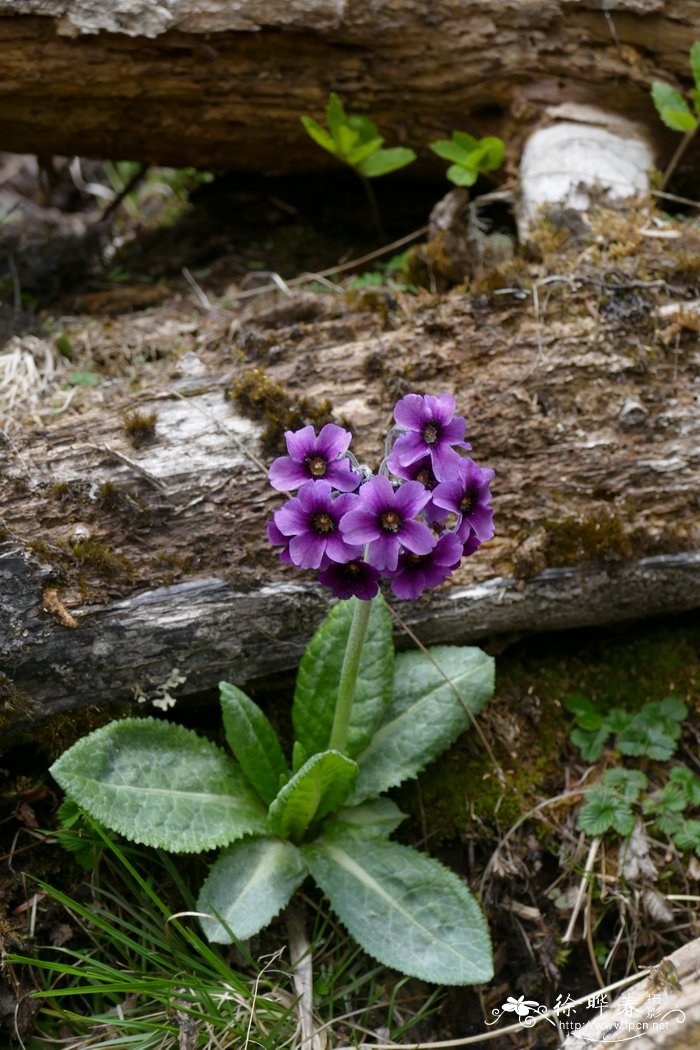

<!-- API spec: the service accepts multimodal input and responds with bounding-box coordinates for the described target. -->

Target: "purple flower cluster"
[267,397,494,601]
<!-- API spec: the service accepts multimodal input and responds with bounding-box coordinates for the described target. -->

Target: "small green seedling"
[563,694,686,762]
[301,93,416,233]
[577,765,700,857]
[429,131,505,187]
[651,41,700,188]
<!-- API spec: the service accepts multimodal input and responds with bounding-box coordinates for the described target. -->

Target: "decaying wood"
[1,204,700,742]
[560,937,700,1049]
[1,1,699,172]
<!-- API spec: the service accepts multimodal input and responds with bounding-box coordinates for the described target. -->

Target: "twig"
[85,443,169,493]
[563,834,600,943]
[97,162,148,225]
[386,604,508,790]
[338,969,651,1049]
[181,267,212,311]
[228,225,429,302]
[660,125,699,193]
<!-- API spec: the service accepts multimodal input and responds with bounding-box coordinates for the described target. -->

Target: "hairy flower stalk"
[268,393,494,754]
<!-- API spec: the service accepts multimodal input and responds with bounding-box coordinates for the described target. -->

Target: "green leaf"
[65,371,100,387]
[452,131,479,152]
[292,594,394,760]
[292,740,307,774]
[300,115,338,156]
[302,823,493,985]
[570,726,610,762]
[563,694,604,731]
[346,136,385,166]
[351,645,494,803]
[601,768,647,800]
[266,750,358,842]
[197,837,307,943]
[446,163,478,187]
[651,82,697,131]
[348,113,381,142]
[50,718,266,853]
[357,147,417,177]
[333,797,407,837]
[429,139,471,165]
[578,792,635,837]
[326,92,347,143]
[474,136,505,170]
[219,682,288,805]
[692,88,700,119]
[671,819,700,855]
[690,41,700,91]
[669,766,700,806]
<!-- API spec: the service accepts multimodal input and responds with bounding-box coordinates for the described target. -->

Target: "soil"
[1,155,699,1047]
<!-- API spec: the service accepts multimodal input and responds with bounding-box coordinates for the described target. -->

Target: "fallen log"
[1,201,700,742]
[0,1,698,173]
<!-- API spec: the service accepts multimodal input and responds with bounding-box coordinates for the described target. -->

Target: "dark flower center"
[311,512,335,534]
[460,490,475,514]
[306,454,327,478]
[380,510,402,533]
[415,467,435,489]
[422,422,439,445]
[405,552,426,568]
[343,561,362,577]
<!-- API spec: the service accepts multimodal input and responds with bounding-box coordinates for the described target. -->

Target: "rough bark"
[1,222,699,742]
[0,1,699,171]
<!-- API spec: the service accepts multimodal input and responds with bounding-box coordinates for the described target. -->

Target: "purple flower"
[432,458,495,541]
[388,454,446,524]
[388,393,470,482]
[267,519,293,564]
[318,559,381,600]
[461,527,482,557]
[389,533,464,600]
[273,481,361,569]
[268,424,360,492]
[340,476,435,572]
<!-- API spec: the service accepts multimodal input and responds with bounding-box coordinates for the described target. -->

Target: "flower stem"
[328,596,373,754]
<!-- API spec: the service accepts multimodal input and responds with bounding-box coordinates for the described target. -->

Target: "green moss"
[230,367,339,453]
[544,507,633,567]
[123,409,158,448]
[27,536,134,581]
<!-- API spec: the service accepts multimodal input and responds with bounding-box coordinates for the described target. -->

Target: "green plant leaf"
[266,750,358,842]
[570,726,610,761]
[337,123,360,158]
[302,822,493,985]
[474,136,505,170]
[452,131,479,152]
[292,740,307,774]
[446,163,478,187]
[357,147,417,178]
[578,792,635,837]
[563,694,604,731]
[429,139,471,164]
[602,768,647,800]
[197,837,307,943]
[351,645,494,804]
[300,115,338,155]
[332,797,407,837]
[50,718,266,853]
[669,766,700,806]
[346,136,385,166]
[671,818,700,855]
[326,92,347,143]
[651,82,697,131]
[292,594,394,760]
[690,41,700,91]
[348,113,381,141]
[219,682,288,805]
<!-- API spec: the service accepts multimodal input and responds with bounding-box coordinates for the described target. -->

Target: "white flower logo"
[502,995,541,1018]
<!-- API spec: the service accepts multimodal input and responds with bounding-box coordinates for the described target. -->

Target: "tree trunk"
[2,240,699,741]
[0,1,698,172]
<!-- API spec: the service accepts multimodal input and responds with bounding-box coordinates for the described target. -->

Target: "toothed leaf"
[266,750,358,841]
[50,718,266,853]
[351,646,494,803]
[302,822,493,984]
[198,837,306,943]
[219,682,288,805]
